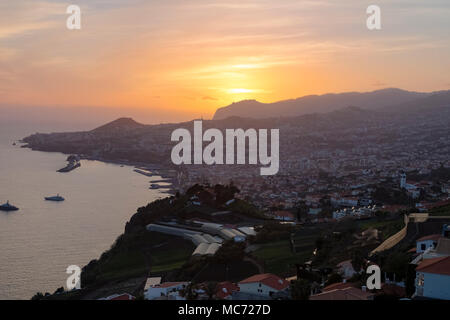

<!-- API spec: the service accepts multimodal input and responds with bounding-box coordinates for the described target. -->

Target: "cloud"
[0,1,67,39]
[0,21,57,39]
[202,96,218,101]
[0,0,449,113]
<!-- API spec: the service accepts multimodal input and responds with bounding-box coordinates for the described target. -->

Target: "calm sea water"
[0,124,167,299]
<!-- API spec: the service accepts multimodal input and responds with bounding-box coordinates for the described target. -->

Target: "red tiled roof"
[380,284,406,297]
[416,256,450,276]
[417,234,442,242]
[216,281,239,299]
[239,274,290,291]
[104,293,135,300]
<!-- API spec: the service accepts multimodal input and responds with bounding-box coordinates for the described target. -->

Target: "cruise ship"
[45,194,65,202]
[0,201,19,212]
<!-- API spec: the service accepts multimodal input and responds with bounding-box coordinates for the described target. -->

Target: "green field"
[144,232,194,274]
[95,250,148,283]
[253,239,315,276]
[89,231,194,283]
[150,244,194,273]
[430,204,450,216]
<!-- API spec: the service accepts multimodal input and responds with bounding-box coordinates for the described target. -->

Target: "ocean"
[0,124,167,299]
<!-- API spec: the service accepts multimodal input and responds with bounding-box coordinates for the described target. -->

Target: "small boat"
[45,194,65,202]
[0,201,19,212]
[150,184,161,190]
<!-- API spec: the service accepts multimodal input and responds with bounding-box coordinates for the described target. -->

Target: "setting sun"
[227,88,255,94]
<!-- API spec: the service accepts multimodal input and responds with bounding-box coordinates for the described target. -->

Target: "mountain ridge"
[213,88,446,120]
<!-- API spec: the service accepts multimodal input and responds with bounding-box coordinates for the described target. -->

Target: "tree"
[181,283,198,300]
[53,287,65,295]
[290,279,311,300]
[214,183,240,206]
[351,249,365,273]
[405,263,417,297]
[384,251,410,280]
[315,237,325,251]
[295,201,308,220]
[375,210,389,221]
[31,292,44,300]
[213,241,245,264]
[204,282,218,300]
[325,273,343,287]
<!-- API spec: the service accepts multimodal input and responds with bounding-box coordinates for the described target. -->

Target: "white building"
[272,211,295,221]
[340,197,359,207]
[144,277,162,292]
[416,234,441,253]
[415,256,450,300]
[400,172,407,189]
[399,172,420,198]
[330,195,358,207]
[145,282,189,300]
[408,189,421,199]
[238,274,289,298]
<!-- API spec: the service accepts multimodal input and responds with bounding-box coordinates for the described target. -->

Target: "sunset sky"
[1,0,449,123]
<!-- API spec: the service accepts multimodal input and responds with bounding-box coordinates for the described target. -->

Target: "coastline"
[21,140,178,194]
[2,136,172,299]
[82,156,177,194]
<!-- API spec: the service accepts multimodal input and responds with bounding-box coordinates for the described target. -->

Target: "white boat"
[45,194,65,202]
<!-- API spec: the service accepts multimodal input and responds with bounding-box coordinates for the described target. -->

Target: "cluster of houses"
[411,225,450,300]
[332,205,379,220]
[180,163,450,226]
[399,172,422,199]
[306,225,450,301]
[141,223,450,301]
[99,223,450,301]
[143,273,291,300]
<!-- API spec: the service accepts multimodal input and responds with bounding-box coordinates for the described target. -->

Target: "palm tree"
[204,282,218,300]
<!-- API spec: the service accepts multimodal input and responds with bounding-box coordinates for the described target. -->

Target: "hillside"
[90,117,147,134]
[213,88,432,120]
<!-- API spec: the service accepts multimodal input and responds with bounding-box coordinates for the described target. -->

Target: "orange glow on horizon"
[0,1,449,122]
